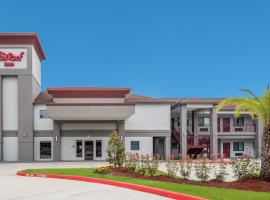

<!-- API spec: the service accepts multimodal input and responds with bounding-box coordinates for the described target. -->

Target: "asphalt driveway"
[0,162,169,200]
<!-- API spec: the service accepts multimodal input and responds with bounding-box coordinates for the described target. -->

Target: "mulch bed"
[110,168,270,192]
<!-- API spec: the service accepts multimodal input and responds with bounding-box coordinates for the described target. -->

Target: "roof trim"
[46,103,135,106]
[0,33,45,61]
[34,92,53,104]
[47,87,131,98]
[125,94,178,104]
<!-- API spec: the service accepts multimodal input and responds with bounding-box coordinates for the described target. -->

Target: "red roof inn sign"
[0,49,27,69]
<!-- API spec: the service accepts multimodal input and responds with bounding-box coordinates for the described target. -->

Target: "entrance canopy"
[47,103,135,120]
[45,87,135,120]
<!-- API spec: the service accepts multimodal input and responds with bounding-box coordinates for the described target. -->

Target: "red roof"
[125,94,180,103]
[35,89,233,108]
[181,98,224,104]
[47,87,131,98]
[0,33,45,61]
[34,92,53,104]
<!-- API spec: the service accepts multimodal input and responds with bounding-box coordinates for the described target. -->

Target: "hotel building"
[0,33,263,162]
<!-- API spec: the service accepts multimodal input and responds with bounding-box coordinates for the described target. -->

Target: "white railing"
[217,123,256,132]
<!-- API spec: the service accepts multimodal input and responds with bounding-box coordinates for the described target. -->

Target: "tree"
[216,87,270,181]
[106,131,125,168]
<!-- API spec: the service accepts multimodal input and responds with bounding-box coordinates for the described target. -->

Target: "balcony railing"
[217,123,256,133]
[187,135,210,147]
[198,125,209,132]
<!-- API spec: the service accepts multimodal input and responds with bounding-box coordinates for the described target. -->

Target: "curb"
[17,171,207,200]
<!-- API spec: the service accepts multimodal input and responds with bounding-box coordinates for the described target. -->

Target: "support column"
[194,111,199,146]
[117,120,125,144]
[210,107,218,159]
[18,75,34,161]
[180,105,187,159]
[165,136,171,159]
[255,119,263,158]
[53,121,61,161]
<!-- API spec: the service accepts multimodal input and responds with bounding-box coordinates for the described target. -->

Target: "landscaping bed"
[21,168,270,200]
[110,167,270,192]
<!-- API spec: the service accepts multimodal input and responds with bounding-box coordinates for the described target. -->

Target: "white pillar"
[194,111,199,146]
[117,120,125,144]
[165,136,171,159]
[180,105,187,158]
[256,119,263,158]
[210,107,218,159]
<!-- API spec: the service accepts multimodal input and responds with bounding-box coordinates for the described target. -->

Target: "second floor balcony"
[217,123,256,133]
[173,122,256,139]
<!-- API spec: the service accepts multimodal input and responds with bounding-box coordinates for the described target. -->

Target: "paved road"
[0,162,170,200]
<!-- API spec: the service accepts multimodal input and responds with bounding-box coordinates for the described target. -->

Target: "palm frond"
[240,88,266,110]
[216,98,247,111]
[217,87,270,126]
[261,87,270,124]
[240,89,259,99]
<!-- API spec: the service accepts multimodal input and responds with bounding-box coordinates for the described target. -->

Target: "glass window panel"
[96,140,102,157]
[131,141,140,150]
[76,140,82,157]
[40,141,51,159]
[40,110,49,119]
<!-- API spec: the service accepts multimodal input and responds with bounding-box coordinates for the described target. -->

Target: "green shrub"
[249,159,260,177]
[195,158,211,182]
[165,159,178,178]
[146,154,160,176]
[214,158,228,181]
[125,153,139,172]
[106,131,125,168]
[137,155,148,175]
[179,158,192,179]
[95,166,111,174]
[232,157,260,180]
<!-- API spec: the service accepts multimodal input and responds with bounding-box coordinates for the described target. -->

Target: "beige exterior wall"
[31,46,41,85]
[125,103,171,131]
[2,77,18,131]
[34,105,53,130]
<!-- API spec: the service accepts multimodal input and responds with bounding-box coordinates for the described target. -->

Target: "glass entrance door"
[85,141,94,160]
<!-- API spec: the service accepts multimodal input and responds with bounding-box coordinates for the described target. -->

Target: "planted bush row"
[166,157,260,182]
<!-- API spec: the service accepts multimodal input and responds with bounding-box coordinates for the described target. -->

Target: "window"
[171,118,175,129]
[199,117,209,126]
[172,142,178,149]
[40,110,49,119]
[234,117,244,126]
[76,140,82,157]
[187,119,190,126]
[131,141,140,150]
[96,140,102,157]
[40,141,51,159]
[233,142,244,151]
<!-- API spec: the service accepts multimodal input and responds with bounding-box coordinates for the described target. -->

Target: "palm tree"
[216,87,270,181]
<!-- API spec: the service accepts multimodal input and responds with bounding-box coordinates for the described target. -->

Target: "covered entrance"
[85,141,94,160]
[46,88,136,161]
[153,137,165,159]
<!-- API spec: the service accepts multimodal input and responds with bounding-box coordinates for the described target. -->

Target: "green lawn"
[22,168,270,200]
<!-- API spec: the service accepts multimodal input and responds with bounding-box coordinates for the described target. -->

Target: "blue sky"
[1,1,270,98]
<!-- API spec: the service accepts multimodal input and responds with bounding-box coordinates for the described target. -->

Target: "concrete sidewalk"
[0,161,108,176]
[0,162,170,200]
